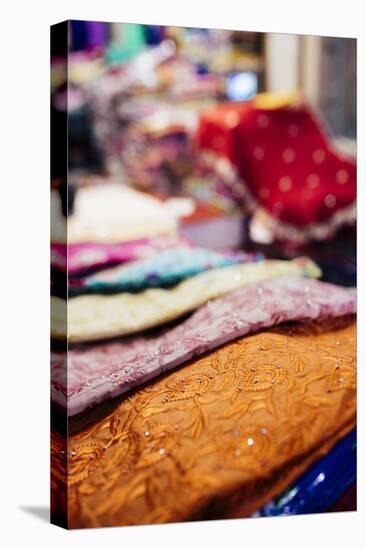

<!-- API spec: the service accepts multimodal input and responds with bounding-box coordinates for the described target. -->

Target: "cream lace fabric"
[52,258,321,342]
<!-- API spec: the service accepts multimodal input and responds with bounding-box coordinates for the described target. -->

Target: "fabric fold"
[51,316,356,528]
[52,276,356,416]
[51,235,189,274]
[197,98,356,243]
[68,247,258,296]
[52,258,321,342]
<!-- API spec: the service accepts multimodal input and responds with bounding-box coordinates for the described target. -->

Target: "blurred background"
[51,22,356,286]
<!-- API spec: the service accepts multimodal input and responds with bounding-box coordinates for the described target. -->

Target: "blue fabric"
[70,247,261,296]
[253,429,356,517]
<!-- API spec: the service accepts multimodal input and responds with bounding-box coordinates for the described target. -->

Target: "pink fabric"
[51,276,356,416]
[51,235,189,274]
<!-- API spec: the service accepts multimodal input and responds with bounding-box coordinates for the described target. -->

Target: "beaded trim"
[200,150,356,244]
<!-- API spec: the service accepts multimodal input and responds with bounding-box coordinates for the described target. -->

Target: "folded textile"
[253,429,356,517]
[51,258,321,342]
[51,276,356,416]
[68,247,259,295]
[197,96,356,242]
[51,235,189,274]
[51,316,356,528]
[51,182,178,244]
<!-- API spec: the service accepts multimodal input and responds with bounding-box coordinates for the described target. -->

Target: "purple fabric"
[51,276,356,416]
[85,22,108,49]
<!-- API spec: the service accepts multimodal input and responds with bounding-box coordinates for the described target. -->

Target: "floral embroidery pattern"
[51,316,356,528]
[51,276,356,416]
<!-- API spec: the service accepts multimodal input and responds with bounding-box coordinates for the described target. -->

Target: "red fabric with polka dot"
[196,101,356,227]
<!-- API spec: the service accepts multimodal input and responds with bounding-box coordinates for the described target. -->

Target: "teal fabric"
[69,247,258,296]
[106,23,146,64]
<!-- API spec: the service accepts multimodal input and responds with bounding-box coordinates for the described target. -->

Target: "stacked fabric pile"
[51,181,356,529]
[84,42,223,183]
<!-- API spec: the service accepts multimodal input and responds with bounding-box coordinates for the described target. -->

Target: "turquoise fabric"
[106,23,146,64]
[69,247,259,296]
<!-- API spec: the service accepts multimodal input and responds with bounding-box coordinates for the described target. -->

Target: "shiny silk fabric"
[52,276,356,416]
[51,316,356,528]
[51,258,321,341]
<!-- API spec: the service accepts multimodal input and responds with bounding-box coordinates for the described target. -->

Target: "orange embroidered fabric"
[51,316,356,528]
